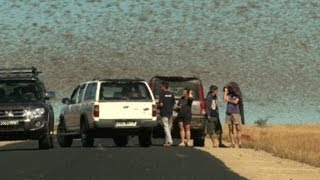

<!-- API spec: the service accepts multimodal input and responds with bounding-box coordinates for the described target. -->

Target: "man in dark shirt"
[206,85,225,148]
[158,81,175,146]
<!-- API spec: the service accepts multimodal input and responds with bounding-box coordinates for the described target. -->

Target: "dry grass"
[222,124,320,167]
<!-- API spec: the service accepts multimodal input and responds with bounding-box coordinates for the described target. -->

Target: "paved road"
[0,138,245,180]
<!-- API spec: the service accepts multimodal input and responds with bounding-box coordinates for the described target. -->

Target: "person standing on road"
[176,88,193,147]
[158,81,175,146]
[223,82,244,148]
[205,85,226,148]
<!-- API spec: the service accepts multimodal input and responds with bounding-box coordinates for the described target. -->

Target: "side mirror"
[45,91,56,100]
[62,98,70,104]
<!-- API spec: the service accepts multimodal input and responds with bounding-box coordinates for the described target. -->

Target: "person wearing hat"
[205,85,226,148]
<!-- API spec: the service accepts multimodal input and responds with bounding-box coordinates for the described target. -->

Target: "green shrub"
[254,117,269,127]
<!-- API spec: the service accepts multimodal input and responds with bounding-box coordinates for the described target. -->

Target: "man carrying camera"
[224,82,243,148]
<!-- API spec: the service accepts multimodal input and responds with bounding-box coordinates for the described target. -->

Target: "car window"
[77,84,86,103]
[152,79,200,100]
[99,82,152,101]
[70,86,80,104]
[84,83,97,100]
[0,80,42,102]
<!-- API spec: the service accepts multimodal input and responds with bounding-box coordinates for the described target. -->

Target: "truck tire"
[57,123,73,147]
[193,135,205,147]
[81,121,94,147]
[138,128,152,147]
[113,136,128,147]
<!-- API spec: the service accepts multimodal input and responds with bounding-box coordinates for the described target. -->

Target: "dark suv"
[0,67,56,149]
[149,76,206,146]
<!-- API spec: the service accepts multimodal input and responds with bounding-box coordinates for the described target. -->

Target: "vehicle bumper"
[93,119,157,128]
[88,120,157,138]
[0,120,48,141]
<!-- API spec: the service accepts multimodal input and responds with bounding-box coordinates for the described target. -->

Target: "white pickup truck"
[57,78,157,147]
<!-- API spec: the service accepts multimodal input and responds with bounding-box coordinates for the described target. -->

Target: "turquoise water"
[0,0,319,124]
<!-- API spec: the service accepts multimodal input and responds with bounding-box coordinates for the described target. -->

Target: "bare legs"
[228,124,242,148]
[179,121,191,146]
[210,134,216,147]
[179,122,185,145]
[235,124,242,147]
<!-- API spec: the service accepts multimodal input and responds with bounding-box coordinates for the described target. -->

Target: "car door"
[82,82,97,121]
[64,85,80,130]
[70,83,86,131]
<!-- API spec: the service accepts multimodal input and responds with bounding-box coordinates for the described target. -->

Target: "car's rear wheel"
[113,136,128,147]
[57,123,73,147]
[138,128,152,147]
[193,134,205,147]
[81,121,94,147]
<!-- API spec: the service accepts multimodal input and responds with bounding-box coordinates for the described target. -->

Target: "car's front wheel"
[39,122,54,149]
[57,123,73,147]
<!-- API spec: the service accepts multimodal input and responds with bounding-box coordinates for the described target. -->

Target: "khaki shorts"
[225,113,241,125]
[206,117,217,135]
[206,117,223,135]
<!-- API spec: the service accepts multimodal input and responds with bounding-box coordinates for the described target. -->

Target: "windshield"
[152,79,200,100]
[0,80,42,102]
[99,82,152,101]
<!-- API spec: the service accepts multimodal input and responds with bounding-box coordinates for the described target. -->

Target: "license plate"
[115,121,137,127]
[0,120,19,126]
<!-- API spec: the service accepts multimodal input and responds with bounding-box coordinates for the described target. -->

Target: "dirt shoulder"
[0,141,22,147]
[196,138,320,180]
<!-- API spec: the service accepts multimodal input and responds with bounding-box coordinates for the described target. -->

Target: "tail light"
[93,105,99,118]
[198,83,206,115]
[152,104,157,117]
[200,101,206,115]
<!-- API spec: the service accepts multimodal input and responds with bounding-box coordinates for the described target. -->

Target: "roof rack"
[153,75,199,80]
[102,78,145,82]
[0,67,42,78]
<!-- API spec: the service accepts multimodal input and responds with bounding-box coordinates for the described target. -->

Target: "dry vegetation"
[222,124,320,167]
